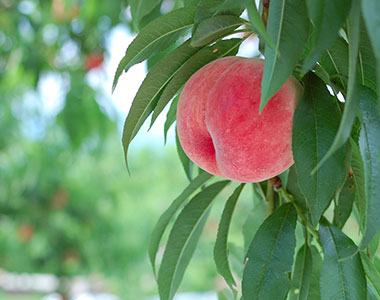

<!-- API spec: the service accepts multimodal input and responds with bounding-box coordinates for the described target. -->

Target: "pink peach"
[176,57,302,182]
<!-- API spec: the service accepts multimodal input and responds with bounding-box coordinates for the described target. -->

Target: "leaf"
[368,285,379,300]
[318,37,349,90]
[359,87,380,248]
[184,0,200,7]
[157,180,230,300]
[194,0,245,23]
[191,15,244,47]
[148,171,213,274]
[335,138,353,197]
[333,175,355,229]
[362,0,380,109]
[351,139,367,232]
[292,73,347,226]
[287,166,307,211]
[307,245,322,300]
[162,208,210,300]
[346,1,361,89]
[360,252,380,299]
[305,0,323,34]
[176,126,193,181]
[164,94,179,144]
[129,0,162,30]
[246,0,276,51]
[227,242,246,278]
[302,0,352,74]
[112,7,196,90]
[289,244,312,300]
[138,2,163,30]
[242,203,297,300]
[242,183,266,253]
[312,4,361,172]
[319,219,367,300]
[358,19,377,92]
[214,0,249,10]
[151,38,243,127]
[260,0,309,112]
[214,183,245,292]
[121,41,199,169]
[147,42,179,71]
[368,230,380,259]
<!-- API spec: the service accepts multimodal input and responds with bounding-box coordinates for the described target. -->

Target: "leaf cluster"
[113,0,380,299]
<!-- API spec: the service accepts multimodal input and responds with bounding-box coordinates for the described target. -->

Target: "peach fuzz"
[176,56,302,182]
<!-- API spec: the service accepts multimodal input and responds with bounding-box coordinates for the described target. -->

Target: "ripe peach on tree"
[114,0,380,299]
[176,56,301,182]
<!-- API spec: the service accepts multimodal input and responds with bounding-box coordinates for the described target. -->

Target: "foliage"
[114,0,380,299]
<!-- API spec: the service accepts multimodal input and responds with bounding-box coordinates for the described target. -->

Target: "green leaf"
[318,37,349,90]
[148,171,213,274]
[176,126,193,181]
[360,252,380,299]
[194,0,245,23]
[184,0,200,7]
[191,15,244,47]
[312,5,361,172]
[368,285,378,300]
[260,0,309,112]
[164,94,179,144]
[292,73,347,226]
[305,0,323,35]
[362,0,380,109]
[307,245,322,300]
[242,183,266,253]
[286,166,307,211]
[351,139,367,232]
[151,38,243,127]
[333,175,355,229]
[302,0,352,74]
[359,87,380,248]
[214,0,249,10]
[214,183,245,293]
[121,41,199,169]
[335,138,353,198]
[289,244,312,300]
[112,7,196,90]
[146,42,179,71]
[319,219,367,300]
[129,0,162,30]
[246,0,276,51]
[368,231,380,259]
[242,203,297,300]
[157,180,230,300]
[137,2,163,30]
[358,19,378,92]
[346,1,361,90]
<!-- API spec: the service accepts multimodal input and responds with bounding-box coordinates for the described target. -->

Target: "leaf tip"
[111,79,118,93]
[259,96,268,114]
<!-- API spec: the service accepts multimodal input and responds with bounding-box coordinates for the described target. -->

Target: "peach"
[176,57,302,182]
